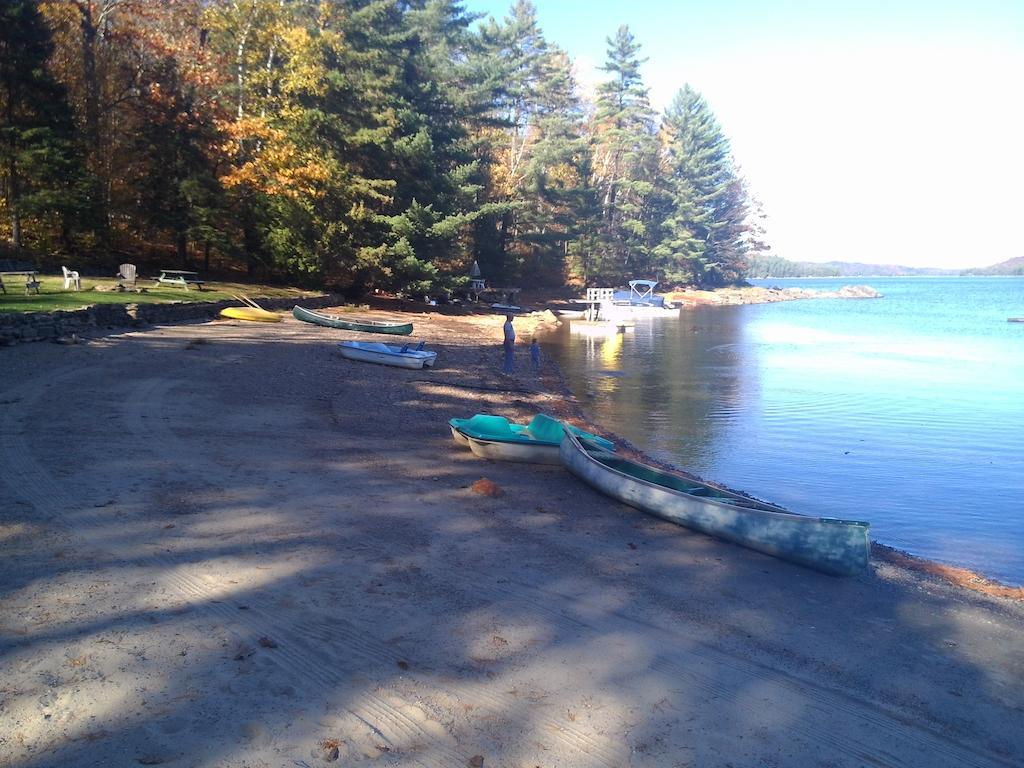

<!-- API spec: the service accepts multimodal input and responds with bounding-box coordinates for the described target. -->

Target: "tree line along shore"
[2,0,765,299]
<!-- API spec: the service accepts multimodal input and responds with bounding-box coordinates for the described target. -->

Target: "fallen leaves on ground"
[470,478,502,497]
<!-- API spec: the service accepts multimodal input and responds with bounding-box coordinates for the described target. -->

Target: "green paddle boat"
[450,413,614,464]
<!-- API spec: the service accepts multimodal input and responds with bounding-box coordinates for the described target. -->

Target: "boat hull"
[219,307,282,323]
[449,414,614,460]
[338,342,437,369]
[293,305,413,335]
[466,435,562,464]
[559,429,870,576]
[450,425,471,446]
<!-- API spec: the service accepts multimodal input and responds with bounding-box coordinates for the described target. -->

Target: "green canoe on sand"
[560,427,871,576]
[293,305,413,335]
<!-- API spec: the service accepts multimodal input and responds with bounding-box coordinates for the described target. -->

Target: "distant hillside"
[815,261,954,277]
[962,256,1024,276]
[744,255,954,279]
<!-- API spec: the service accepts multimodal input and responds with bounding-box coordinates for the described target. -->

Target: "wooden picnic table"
[156,269,206,290]
[0,270,41,295]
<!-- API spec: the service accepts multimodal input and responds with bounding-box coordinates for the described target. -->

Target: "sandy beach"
[1,306,1022,768]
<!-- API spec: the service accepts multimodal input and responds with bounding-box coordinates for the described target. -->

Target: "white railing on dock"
[586,288,615,303]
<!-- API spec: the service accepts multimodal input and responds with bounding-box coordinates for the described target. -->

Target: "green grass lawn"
[0,274,316,313]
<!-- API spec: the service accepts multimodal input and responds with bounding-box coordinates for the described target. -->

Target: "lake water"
[543,277,1024,585]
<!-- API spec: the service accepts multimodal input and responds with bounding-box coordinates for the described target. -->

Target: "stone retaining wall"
[0,294,342,347]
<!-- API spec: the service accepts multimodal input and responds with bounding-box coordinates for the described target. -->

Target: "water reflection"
[545,310,753,469]
[599,328,623,368]
[542,282,1024,585]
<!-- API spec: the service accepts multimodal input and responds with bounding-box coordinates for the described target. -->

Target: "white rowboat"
[338,341,437,369]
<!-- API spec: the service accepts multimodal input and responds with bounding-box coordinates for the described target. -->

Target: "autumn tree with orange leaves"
[4,0,762,291]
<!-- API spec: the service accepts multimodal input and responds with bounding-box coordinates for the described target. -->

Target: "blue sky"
[464,1,1024,268]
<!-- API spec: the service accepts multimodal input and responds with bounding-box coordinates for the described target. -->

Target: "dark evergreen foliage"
[0,0,84,251]
[588,25,659,282]
[657,85,761,286]
[5,2,765,290]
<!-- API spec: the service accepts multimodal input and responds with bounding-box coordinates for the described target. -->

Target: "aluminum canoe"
[559,428,870,576]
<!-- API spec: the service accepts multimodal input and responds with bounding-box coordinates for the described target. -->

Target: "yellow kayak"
[219,306,282,323]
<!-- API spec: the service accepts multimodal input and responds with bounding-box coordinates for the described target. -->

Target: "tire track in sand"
[291,524,1006,767]
[0,373,471,768]
[119,377,470,766]
[131,379,626,767]
[454,568,1016,768]
[278,525,1006,768]
[441,493,1020,768]
[6,372,1011,768]
[290,615,627,767]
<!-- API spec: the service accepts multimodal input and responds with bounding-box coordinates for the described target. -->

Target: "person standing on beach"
[530,337,541,371]
[503,314,516,373]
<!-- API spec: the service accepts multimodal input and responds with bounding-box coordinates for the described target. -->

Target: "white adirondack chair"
[62,266,81,290]
[117,263,137,289]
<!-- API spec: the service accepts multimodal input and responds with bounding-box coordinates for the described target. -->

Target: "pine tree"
[5,0,767,290]
[0,0,83,251]
[360,0,495,294]
[589,25,659,283]
[129,57,222,267]
[207,0,496,292]
[472,1,547,278]
[208,0,393,282]
[657,84,758,285]
[520,47,595,283]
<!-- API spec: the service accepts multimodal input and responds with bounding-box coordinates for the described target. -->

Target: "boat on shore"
[293,305,413,335]
[559,427,870,576]
[338,341,436,369]
[490,303,524,313]
[451,413,614,464]
[465,434,563,464]
[220,295,283,322]
[219,306,281,322]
